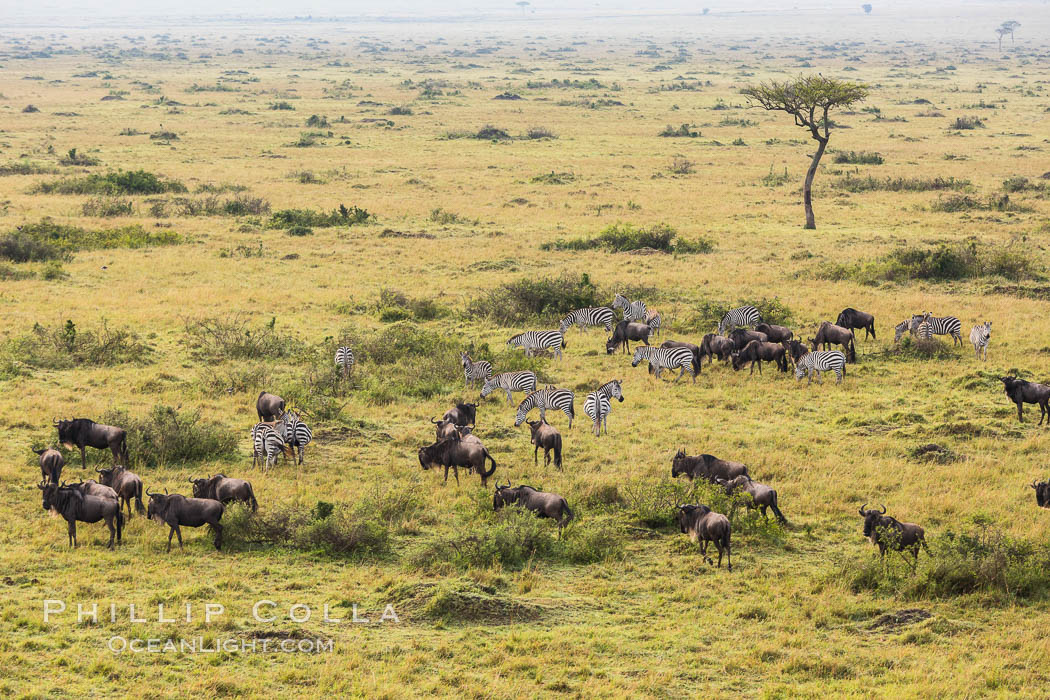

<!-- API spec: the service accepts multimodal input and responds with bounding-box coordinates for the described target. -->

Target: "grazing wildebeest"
[442,402,478,428]
[809,321,856,362]
[671,450,749,483]
[146,490,225,552]
[190,474,258,512]
[418,435,497,486]
[836,308,876,341]
[660,340,702,375]
[699,333,734,364]
[677,504,732,571]
[55,418,128,468]
[606,320,652,354]
[858,504,928,563]
[718,475,787,524]
[754,322,794,344]
[34,447,64,484]
[783,339,808,367]
[1030,480,1050,508]
[526,419,562,469]
[67,479,118,501]
[729,328,769,352]
[1000,376,1050,425]
[431,417,461,441]
[39,481,123,549]
[96,465,144,518]
[731,340,787,374]
[493,483,574,537]
[256,392,285,421]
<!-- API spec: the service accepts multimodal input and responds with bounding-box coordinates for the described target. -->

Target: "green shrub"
[0,160,58,176]
[833,174,969,192]
[530,171,576,185]
[81,196,134,217]
[10,319,152,369]
[182,315,306,362]
[832,150,884,165]
[659,123,700,137]
[224,499,391,557]
[32,169,187,195]
[540,222,713,254]
[819,242,1038,284]
[269,101,295,110]
[267,204,373,228]
[0,220,182,263]
[949,115,985,130]
[102,405,237,468]
[286,225,313,236]
[428,207,477,225]
[467,272,607,326]
[683,296,794,332]
[305,114,329,127]
[376,288,448,321]
[0,233,67,262]
[0,263,35,280]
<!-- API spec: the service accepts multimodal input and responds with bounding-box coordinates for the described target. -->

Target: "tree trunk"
[803,137,828,230]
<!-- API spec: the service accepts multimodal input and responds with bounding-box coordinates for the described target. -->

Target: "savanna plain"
[1,9,1050,698]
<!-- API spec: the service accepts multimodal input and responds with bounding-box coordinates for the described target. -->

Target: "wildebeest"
[1030,480,1050,508]
[1000,376,1050,425]
[606,320,652,354]
[677,504,732,571]
[783,339,808,367]
[146,490,225,552]
[418,435,497,486]
[718,475,787,524]
[858,504,929,563]
[671,450,749,483]
[442,402,478,428]
[754,322,794,344]
[809,321,856,362]
[660,340,702,375]
[526,419,562,469]
[731,340,787,374]
[39,481,123,549]
[67,479,118,501]
[729,328,769,352]
[699,333,734,364]
[54,418,128,468]
[836,308,876,341]
[34,447,64,484]
[190,474,258,512]
[256,391,285,421]
[431,417,462,441]
[493,483,574,536]
[96,465,144,518]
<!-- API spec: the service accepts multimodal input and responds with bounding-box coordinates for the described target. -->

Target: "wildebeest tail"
[868,320,876,340]
[692,348,701,375]
[769,490,787,525]
[134,481,145,513]
[554,435,562,469]
[116,509,125,538]
[248,483,259,513]
[481,449,497,479]
[120,434,129,464]
[561,502,574,526]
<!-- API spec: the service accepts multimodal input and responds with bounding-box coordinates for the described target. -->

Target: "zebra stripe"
[559,307,615,334]
[507,330,565,359]
[921,312,963,345]
[584,379,624,436]
[515,387,575,428]
[613,293,647,322]
[970,321,991,361]
[335,346,355,376]
[893,320,910,344]
[718,306,761,335]
[481,370,538,404]
[916,320,933,340]
[646,310,662,338]
[279,411,313,465]
[794,350,846,384]
[460,352,493,388]
[632,346,696,383]
[252,423,286,469]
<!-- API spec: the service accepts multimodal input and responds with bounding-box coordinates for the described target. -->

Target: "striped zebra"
[251,423,287,469]
[969,321,991,361]
[921,312,963,345]
[335,346,355,377]
[645,310,662,338]
[584,379,624,436]
[718,305,761,336]
[460,352,493,388]
[794,350,847,384]
[559,307,615,334]
[514,386,575,428]
[507,330,565,359]
[613,293,647,322]
[631,345,697,383]
[893,320,910,344]
[279,411,313,465]
[915,318,933,341]
[481,370,538,404]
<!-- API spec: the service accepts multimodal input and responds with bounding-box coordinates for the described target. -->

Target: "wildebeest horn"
[52,417,60,425]
[430,417,440,424]
[37,479,46,489]
[1032,481,1038,489]
[878,504,886,514]
[859,503,867,515]
[145,487,154,496]
[189,477,196,483]
[96,467,104,473]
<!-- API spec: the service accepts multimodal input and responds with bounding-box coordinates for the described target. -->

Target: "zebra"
[613,293,647,322]
[921,312,963,345]
[969,321,991,361]
[460,352,493,388]
[514,386,575,428]
[334,346,355,377]
[481,370,538,404]
[718,305,761,336]
[915,318,933,341]
[252,423,287,469]
[507,330,566,359]
[584,379,624,436]
[559,307,615,334]
[794,350,847,384]
[645,310,662,338]
[279,411,313,465]
[893,320,910,344]
[631,346,697,383]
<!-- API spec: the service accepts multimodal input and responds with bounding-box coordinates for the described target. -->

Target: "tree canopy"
[740,75,869,143]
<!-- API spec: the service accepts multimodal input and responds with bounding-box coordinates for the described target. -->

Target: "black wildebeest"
[660,340,702,375]
[96,466,144,518]
[718,475,787,524]
[606,321,652,354]
[431,417,463,441]
[731,340,787,374]
[67,479,118,501]
[729,328,769,352]
[443,402,478,428]
[810,321,856,363]
[493,483,574,537]
[1030,480,1050,508]
[677,504,732,571]
[146,490,225,552]
[1001,376,1050,425]
[256,391,285,421]
[699,333,734,364]
[754,322,794,344]
[671,450,749,483]
[55,418,127,469]
[190,474,258,512]
[418,435,497,486]
[39,481,123,549]
[526,419,562,469]
[783,339,808,367]
[34,447,64,484]
[836,307,876,341]
[858,504,929,563]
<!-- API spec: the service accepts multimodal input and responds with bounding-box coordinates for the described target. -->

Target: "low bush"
[305,114,329,128]
[224,499,391,557]
[376,288,448,322]
[949,116,985,130]
[182,315,307,362]
[832,150,884,165]
[59,148,100,166]
[524,126,556,139]
[684,296,794,331]
[530,171,576,185]
[267,204,373,228]
[540,222,714,254]
[0,220,182,262]
[930,194,1030,213]
[102,405,236,468]
[32,169,186,195]
[286,225,312,237]
[467,273,607,326]
[833,174,969,192]
[659,123,700,138]
[81,196,134,217]
[0,160,58,176]
[10,319,152,369]
[818,242,1037,284]
[428,207,477,225]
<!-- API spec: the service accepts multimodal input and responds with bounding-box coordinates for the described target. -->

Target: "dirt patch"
[868,608,932,632]
[909,443,965,464]
[384,579,548,624]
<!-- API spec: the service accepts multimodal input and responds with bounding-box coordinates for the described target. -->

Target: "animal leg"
[213,523,223,550]
[80,446,87,470]
[1017,401,1024,423]
[68,521,76,548]
[167,527,176,552]
[452,466,460,485]
[675,366,685,383]
[107,517,115,549]
[534,444,539,466]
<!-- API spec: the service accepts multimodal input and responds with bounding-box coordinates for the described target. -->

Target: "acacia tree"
[742,75,868,229]
[995,26,1009,51]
